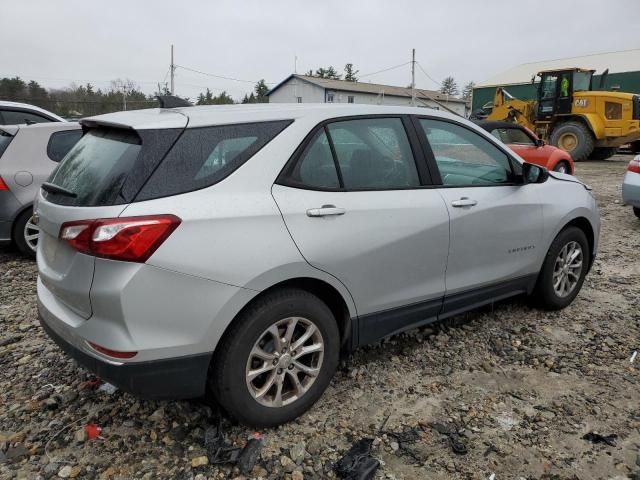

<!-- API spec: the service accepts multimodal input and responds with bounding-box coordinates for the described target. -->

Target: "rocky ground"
[1,155,639,480]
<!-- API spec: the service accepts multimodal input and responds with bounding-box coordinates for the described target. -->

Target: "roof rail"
[156,95,193,108]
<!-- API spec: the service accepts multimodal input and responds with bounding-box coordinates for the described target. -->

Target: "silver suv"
[37,104,600,426]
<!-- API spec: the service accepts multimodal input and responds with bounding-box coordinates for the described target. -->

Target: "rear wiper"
[41,182,77,198]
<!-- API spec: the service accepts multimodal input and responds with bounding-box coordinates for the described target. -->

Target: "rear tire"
[549,121,594,162]
[533,226,590,310]
[12,208,38,258]
[634,207,640,219]
[589,147,618,160]
[210,288,340,427]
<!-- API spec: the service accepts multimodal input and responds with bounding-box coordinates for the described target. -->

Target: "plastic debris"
[237,432,264,474]
[84,423,102,440]
[78,378,101,391]
[488,474,496,480]
[204,421,241,465]
[334,438,380,480]
[582,432,617,447]
[97,382,118,395]
[431,422,468,455]
[630,351,637,363]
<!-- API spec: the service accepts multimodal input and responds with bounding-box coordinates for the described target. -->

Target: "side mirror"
[535,138,545,147]
[523,162,549,184]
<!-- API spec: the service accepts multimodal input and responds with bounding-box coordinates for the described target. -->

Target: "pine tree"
[440,76,459,96]
[344,63,359,82]
[254,79,269,103]
[462,81,476,100]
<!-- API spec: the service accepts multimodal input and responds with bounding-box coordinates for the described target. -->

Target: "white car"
[0,100,65,125]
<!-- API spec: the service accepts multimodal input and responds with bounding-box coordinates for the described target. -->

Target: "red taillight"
[87,341,138,359]
[628,157,640,174]
[0,176,9,191]
[60,214,181,263]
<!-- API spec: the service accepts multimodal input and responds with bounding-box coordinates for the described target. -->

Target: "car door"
[272,116,450,345]
[414,117,544,316]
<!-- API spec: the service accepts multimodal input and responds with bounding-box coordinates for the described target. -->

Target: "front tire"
[549,121,594,162]
[13,209,39,258]
[210,288,340,427]
[553,161,571,174]
[533,226,590,310]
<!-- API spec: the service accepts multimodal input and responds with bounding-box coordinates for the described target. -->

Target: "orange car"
[476,121,574,174]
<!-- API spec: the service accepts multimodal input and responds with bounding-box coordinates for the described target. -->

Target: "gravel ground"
[1,154,639,480]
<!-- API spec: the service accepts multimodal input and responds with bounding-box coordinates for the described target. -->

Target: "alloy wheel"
[245,316,324,408]
[24,216,40,253]
[552,241,583,298]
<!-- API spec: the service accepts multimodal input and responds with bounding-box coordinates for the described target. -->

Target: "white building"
[267,74,468,116]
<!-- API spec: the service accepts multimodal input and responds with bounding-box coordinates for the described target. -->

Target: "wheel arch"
[551,114,602,140]
[214,276,356,360]
[561,216,596,270]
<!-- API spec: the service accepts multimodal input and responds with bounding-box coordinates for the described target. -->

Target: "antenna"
[410,48,416,107]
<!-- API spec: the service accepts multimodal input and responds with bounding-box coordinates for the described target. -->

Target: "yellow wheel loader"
[484,68,640,161]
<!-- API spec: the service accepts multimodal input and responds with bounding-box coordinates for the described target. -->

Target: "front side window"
[490,127,535,146]
[419,119,514,186]
[47,130,83,162]
[0,130,13,158]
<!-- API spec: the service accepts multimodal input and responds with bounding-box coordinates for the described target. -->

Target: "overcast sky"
[2,0,639,101]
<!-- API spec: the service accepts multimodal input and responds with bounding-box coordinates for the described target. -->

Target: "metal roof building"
[268,74,468,116]
[472,48,640,110]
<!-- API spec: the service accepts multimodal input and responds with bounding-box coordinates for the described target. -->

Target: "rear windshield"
[45,128,142,206]
[44,120,292,206]
[0,131,13,158]
[136,120,292,201]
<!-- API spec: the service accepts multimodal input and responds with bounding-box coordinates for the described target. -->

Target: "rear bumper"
[622,171,640,207]
[38,300,211,400]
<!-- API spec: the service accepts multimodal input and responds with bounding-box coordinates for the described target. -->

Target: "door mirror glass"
[523,162,549,183]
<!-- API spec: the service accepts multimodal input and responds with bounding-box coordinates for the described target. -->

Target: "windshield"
[573,71,592,92]
[45,128,141,206]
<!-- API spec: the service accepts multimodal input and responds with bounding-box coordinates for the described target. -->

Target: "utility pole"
[170,44,175,95]
[410,48,416,107]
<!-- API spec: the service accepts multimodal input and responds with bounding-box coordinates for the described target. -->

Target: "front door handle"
[306,205,346,217]
[451,197,478,208]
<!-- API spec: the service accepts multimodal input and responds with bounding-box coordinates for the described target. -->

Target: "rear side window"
[1,110,52,125]
[45,128,142,206]
[0,131,13,158]
[136,120,291,201]
[47,130,83,162]
[279,117,420,191]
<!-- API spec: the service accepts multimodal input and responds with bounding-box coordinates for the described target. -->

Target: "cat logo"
[575,99,588,108]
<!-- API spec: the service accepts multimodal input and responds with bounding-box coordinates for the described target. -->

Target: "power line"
[175,65,270,85]
[416,61,442,87]
[359,61,411,79]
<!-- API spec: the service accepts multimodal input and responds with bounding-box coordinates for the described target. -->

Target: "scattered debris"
[431,422,468,455]
[334,438,380,480]
[84,423,102,440]
[237,433,264,474]
[97,382,118,395]
[582,432,617,447]
[488,473,496,480]
[630,351,637,363]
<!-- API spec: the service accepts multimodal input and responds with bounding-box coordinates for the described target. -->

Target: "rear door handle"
[306,205,346,217]
[451,197,478,208]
